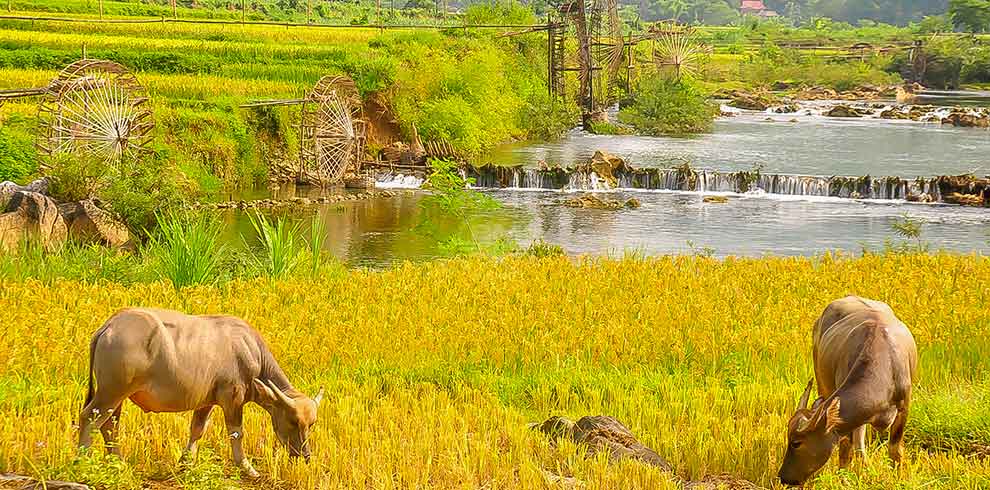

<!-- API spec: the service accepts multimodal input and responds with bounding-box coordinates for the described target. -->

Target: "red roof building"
[740,0,779,17]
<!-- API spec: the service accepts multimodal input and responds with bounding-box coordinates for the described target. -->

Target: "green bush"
[47,152,189,236]
[618,77,718,136]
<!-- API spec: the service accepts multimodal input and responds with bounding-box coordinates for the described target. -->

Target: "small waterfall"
[375,173,425,189]
[461,165,947,202]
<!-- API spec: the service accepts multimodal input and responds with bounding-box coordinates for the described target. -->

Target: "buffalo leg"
[223,406,260,479]
[181,406,214,464]
[852,425,867,460]
[79,394,125,452]
[99,403,123,456]
[888,408,909,465]
[838,434,853,468]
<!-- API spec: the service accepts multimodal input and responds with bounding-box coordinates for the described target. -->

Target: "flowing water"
[227,96,990,267]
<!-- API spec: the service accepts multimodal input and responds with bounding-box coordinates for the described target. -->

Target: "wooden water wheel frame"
[299,75,366,185]
[37,59,154,168]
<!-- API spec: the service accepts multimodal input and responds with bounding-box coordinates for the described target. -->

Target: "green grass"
[0,16,564,194]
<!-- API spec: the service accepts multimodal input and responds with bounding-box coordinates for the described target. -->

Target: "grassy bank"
[0,254,988,489]
[0,9,566,192]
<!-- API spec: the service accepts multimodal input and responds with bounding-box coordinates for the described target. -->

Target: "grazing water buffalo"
[78,308,323,478]
[778,296,917,486]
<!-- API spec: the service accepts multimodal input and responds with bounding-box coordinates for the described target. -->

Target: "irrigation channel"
[224,92,990,267]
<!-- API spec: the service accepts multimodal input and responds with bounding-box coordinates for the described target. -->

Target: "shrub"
[145,211,227,289]
[618,77,718,136]
[47,152,189,236]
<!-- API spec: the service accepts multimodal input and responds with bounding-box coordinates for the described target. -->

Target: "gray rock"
[0,191,67,251]
[25,177,50,195]
[57,200,131,248]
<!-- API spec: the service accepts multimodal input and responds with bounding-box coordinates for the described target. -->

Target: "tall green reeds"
[308,214,327,276]
[145,211,226,289]
[247,211,302,279]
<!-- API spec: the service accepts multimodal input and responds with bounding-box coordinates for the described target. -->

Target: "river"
[226,95,990,267]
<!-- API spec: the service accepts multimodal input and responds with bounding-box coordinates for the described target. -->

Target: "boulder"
[703,196,729,204]
[770,104,800,114]
[586,151,629,188]
[57,200,130,248]
[624,198,641,209]
[906,193,934,203]
[879,108,911,120]
[533,416,672,471]
[728,94,771,111]
[825,105,869,118]
[0,178,50,209]
[562,194,625,210]
[941,112,990,128]
[944,192,985,206]
[0,191,67,252]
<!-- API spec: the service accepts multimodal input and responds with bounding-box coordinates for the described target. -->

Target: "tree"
[949,0,990,32]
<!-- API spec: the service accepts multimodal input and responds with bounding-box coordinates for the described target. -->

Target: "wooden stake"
[307,0,312,24]
[242,0,246,23]
[99,0,104,19]
[171,0,176,18]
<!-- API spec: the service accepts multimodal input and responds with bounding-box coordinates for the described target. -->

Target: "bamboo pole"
[307,0,312,24]
[98,0,103,19]
[241,0,246,23]
[171,0,176,18]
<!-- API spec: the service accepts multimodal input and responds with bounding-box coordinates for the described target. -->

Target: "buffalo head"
[778,379,843,486]
[254,379,324,460]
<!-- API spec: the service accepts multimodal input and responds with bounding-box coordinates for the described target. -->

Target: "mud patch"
[363,94,402,148]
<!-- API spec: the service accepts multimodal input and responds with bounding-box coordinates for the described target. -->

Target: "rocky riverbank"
[194,190,399,210]
[0,179,132,252]
[718,86,990,128]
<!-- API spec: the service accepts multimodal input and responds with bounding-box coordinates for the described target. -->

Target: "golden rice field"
[1,254,989,489]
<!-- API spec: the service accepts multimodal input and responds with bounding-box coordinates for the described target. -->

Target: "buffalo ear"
[314,387,325,407]
[825,398,843,433]
[253,378,277,406]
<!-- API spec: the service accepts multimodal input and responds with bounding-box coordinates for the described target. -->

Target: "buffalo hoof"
[178,449,197,467]
[240,460,261,479]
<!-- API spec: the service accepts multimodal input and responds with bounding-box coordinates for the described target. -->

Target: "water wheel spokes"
[300,75,366,185]
[38,59,154,169]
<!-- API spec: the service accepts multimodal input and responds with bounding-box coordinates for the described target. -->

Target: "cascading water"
[451,166,951,202]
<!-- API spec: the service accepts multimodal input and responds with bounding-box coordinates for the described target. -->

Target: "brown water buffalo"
[78,308,323,478]
[777,296,917,486]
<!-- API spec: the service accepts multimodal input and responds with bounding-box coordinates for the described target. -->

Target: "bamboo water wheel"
[37,59,154,167]
[299,75,366,185]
